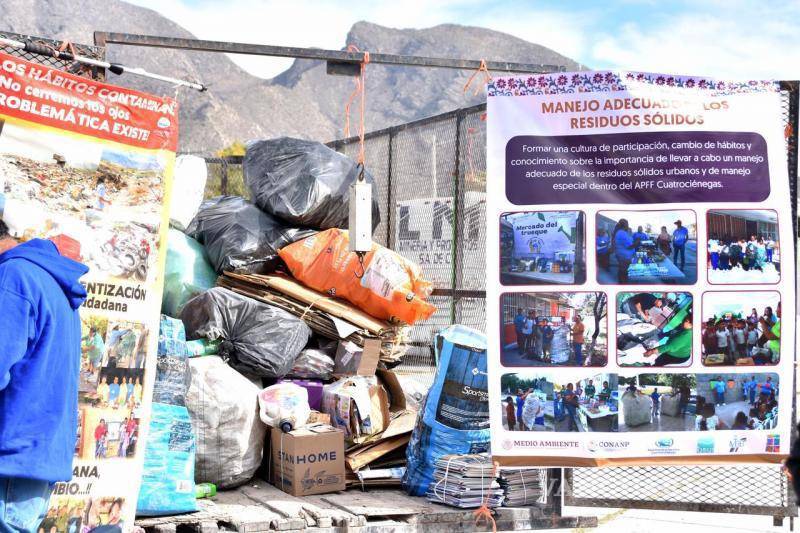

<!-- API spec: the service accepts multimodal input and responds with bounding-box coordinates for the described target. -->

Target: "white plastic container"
[258,383,311,433]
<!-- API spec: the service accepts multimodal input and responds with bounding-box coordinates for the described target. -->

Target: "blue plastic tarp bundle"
[154,315,191,406]
[137,403,197,516]
[403,325,490,496]
[137,316,197,516]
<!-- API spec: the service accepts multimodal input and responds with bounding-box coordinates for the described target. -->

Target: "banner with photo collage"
[0,52,177,526]
[486,71,794,465]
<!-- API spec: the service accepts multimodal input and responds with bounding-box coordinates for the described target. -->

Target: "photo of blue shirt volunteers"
[596,210,697,285]
[500,372,618,433]
[617,292,693,367]
[706,209,780,284]
[501,292,607,367]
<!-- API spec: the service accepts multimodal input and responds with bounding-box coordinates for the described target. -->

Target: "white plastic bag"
[169,155,208,230]
[186,356,266,489]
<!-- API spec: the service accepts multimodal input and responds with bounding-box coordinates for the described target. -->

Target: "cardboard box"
[271,424,345,497]
[322,376,389,443]
[334,339,381,377]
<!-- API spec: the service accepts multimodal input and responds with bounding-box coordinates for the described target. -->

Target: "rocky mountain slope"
[0,0,581,152]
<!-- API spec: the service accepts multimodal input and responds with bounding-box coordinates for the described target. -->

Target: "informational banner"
[0,51,177,526]
[486,72,794,465]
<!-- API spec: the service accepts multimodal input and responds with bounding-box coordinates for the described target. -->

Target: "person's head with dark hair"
[0,219,19,255]
[614,218,630,235]
[107,499,123,524]
[506,396,513,404]
[637,225,644,233]
[682,313,693,330]
[703,402,716,418]
[734,411,748,427]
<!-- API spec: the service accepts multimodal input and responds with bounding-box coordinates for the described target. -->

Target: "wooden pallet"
[135,485,596,532]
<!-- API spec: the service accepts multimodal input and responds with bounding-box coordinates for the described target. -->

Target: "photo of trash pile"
[0,153,163,217]
[0,144,165,282]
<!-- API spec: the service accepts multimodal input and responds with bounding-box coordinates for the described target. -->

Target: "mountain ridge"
[0,1,581,152]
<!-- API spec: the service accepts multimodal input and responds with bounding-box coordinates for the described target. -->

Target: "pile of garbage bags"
[144,137,445,499]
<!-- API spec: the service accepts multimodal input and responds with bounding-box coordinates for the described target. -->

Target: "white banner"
[486,72,794,465]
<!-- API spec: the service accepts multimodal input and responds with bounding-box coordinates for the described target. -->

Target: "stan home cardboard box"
[271,423,345,496]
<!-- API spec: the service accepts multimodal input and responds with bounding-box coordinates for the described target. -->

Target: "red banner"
[0,51,178,151]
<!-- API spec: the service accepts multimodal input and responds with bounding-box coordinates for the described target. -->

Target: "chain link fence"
[203,83,798,519]
[0,31,106,81]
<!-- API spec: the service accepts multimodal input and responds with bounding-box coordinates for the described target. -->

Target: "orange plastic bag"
[279,229,436,325]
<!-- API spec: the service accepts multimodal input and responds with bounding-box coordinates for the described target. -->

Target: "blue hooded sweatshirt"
[0,239,88,482]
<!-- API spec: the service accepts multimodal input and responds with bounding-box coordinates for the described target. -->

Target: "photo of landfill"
[0,119,165,283]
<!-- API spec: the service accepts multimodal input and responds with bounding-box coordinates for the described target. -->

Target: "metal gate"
[204,83,799,520]
[13,27,799,525]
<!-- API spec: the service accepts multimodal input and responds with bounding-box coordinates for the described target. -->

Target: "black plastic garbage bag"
[180,287,311,378]
[186,196,315,274]
[243,137,381,230]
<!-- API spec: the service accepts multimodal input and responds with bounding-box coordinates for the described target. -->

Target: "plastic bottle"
[258,383,311,432]
[195,483,216,499]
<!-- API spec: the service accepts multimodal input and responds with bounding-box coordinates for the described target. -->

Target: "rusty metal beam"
[93,32,566,74]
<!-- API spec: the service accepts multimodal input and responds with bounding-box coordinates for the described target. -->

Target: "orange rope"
[343,45,370,166]
[464,59,492,96]
[473,460,498,532]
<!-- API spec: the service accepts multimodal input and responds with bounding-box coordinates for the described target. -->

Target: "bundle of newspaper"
[426,454,503,509]
[498,468,548,507]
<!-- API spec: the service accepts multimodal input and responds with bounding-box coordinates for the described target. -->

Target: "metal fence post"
[221,159,229,196]
[387,131,395,250]
[450,112,464,326]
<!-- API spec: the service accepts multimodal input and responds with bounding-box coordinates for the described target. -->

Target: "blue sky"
[128,0,800,80]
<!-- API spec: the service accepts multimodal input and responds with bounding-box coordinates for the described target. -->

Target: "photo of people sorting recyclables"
[500,292,607,367]
[616,292,693,367]
[617,373,779,432]
[596,210,697,285]
[500,372,619,432]
[701,291,781,366]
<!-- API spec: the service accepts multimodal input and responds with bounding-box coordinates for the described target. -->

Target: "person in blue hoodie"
[0,220,88,533]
